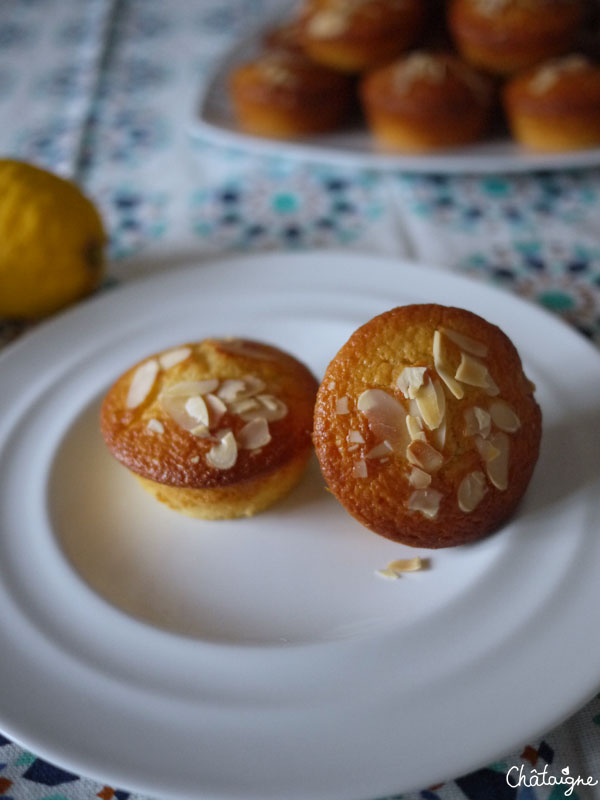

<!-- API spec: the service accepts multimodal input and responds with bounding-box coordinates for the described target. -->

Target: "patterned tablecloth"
[1,1,600,799]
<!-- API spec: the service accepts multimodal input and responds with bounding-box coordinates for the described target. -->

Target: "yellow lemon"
[0,160,106,319]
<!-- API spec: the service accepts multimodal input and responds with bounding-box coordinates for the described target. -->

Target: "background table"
[1,1,600,798]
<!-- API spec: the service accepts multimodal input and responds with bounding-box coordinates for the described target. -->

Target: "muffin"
[100,338,318,519]
[503,54,600,151]
[229,50,355,138]
[299,0,426,73]
[313,304,542,549]
[447,0,586,76]
[360,51,495,152]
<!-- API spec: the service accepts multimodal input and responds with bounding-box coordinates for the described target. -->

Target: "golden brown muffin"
[313,305,542,549]
[360,51,495,151]
[299,0,426,73]
[101,338,318,519]
[503,54,600,151]
[447,0,586,76]
[228,50,355,138]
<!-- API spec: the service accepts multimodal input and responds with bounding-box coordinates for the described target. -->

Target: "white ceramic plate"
[1,251,600,800]
[191,16,600,174]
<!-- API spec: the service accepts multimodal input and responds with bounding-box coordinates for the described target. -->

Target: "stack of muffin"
[228,0,600,152]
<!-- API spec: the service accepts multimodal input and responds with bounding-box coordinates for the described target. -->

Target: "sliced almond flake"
[217,379,247,403]
[353,459,368,478]
[387,557,426,572]
[191,424,210,437]
[238,417,271,449]
[307,9,348,38]
[218,339,275,361]
[357,389,410,454]
[366,441,393,459]
[433,331,464,399]
[407,489,442,519]
[464,406,492,438]
[256,394,281,414]
[457,470,487,513]
[375,567,401,580]
[336,396,350,414]
[257,394,287,420]
[485,432,509,490]
[408,466,431,489]
[229,397,260,415]
[243,375,267,396]
[474,406,491,435]
[348,429,365,444]
[328,380,336,390]
[160,393,204,432]
[185,395,210,426]
[347,444,359,452]
[190,455,200,464]
[415,378,445,430]
[205,393,227,426]
[455,352,491,388]
[158,347,191,370]
[474,435,500,463]
[432,378,446,410]
[432,418,446,450]
[258,394,275,411]
[146,418,164,434]
[206,430,238,469]
[484,373,500,396]
[260,62,297,87]
[406,440,443,472]
[439,327,488,357]
[406,414,427,442]
[163,379,219,397]
[126,359,159,409]
[408,397,420,417]
[489,400,521,433]
[239,394,287,422]
[396,366,427,400]
[528,55,588,95]
[433,378,446,420]
[393,52,447,92]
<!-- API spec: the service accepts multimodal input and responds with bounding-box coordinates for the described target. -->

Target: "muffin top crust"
[313,304,541,548]
[101,338,318,489]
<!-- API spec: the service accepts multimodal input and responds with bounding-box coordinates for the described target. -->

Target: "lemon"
[0,160,106,319]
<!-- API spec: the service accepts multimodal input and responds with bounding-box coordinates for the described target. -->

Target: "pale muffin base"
[133,450,312,519]
[507,114,600,152]
[367,114,489,153]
